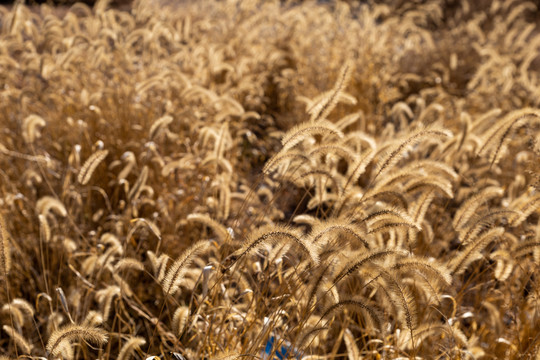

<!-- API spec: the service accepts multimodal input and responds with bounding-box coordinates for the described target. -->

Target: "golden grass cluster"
[0,0,539,359]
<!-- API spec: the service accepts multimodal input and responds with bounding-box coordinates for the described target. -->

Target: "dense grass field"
[0,0,539,359]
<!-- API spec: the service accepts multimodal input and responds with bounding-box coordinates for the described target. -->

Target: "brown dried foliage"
[0,0,539,359]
